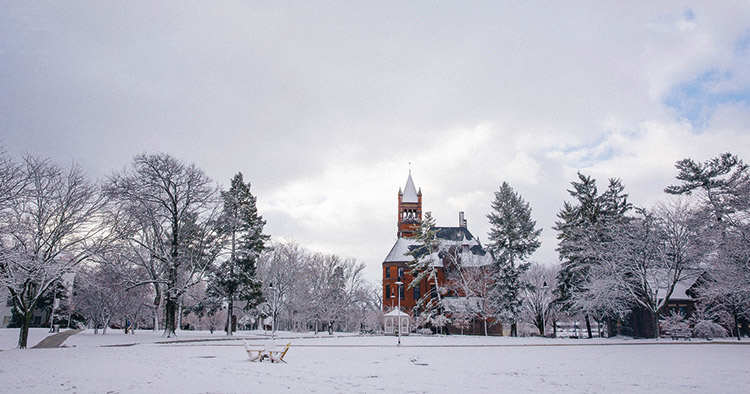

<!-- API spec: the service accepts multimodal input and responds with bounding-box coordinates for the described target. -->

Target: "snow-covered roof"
[382,227,490,267]
[665,275,700,302]
[402,173,419,203]
[442,297,483,313]
[384,238,419,263]
[651,270,702,302]
[384,309,410,317]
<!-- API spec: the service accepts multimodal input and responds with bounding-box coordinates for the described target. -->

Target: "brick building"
[382,173,499,334]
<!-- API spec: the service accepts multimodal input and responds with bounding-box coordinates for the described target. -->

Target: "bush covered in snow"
[660,311,689,334]
[692,320,728,339]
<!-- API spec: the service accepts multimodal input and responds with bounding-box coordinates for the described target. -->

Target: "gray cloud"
[2,2,750,282]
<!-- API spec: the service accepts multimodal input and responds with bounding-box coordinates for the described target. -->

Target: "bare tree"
[302,253,369,334]
[444,250,499,336]
[257,241,306,335]
[0,149,25,208]
[73,262,147,334]
[608,201,703,338]
[0,155,111,348]
[106,153,220,337]
[521,263,559,336]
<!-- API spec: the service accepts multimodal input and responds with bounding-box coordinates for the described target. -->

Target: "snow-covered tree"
[106,153,221,337]
[606,201,703,338]
[0,155,112,348]
[486,182,541,336]
[664,152,749,226]
[210,172,267,336]
[444,254,499,336]
[73,262,148,334]
[257,241,306,334]
[554,173,631,338]
[665,152,750,339]
[520,263,558,336]
[406,212,445,328]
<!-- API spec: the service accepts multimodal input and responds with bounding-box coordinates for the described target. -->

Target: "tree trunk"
[18,310,33,349]
[607,316,615,338]
[536,315,545,336]
[226,299,234,336]
[177,297,183,331]
[152,284,161,332]
[653,310,660,340]
[164,296,177,337]
[585,315,592,339]
[511,321,517,337]
[483,318,488,336]
[735,312,741,341]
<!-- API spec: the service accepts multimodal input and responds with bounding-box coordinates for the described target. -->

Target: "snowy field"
[1,329,749,393]
[0,327,57,350]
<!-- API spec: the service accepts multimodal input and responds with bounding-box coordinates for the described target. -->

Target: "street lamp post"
[395,281,403,346]
[541,280,548,337]
[269,283,279,341]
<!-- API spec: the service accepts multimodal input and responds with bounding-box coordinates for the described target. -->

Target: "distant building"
[1,272,75,329]
[382,172,501,335]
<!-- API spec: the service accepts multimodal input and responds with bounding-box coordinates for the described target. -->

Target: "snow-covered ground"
[1,329,748,393]
[0,327,58,350]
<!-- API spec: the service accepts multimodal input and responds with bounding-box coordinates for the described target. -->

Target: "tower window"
[413,284,420,300]
[398,267,404,279]
[385,266,391,278]
[385,284,391,299]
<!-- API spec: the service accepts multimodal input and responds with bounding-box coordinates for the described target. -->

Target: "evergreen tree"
[486,182,541,336]
[210,173,268,336]
[406,212,444,328]
[553,173,631,338]
[665,153,750,339]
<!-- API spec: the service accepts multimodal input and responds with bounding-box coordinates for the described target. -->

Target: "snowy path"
[32,329,84,349]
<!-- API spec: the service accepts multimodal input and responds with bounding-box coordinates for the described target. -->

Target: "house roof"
[665,274,701,301]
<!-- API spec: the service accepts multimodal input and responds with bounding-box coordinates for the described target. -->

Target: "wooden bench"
[670,328,691,341]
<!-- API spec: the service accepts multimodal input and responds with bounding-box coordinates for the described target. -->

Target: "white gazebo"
[384,309,410,335]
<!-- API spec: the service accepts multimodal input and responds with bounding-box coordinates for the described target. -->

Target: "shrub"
[692,320,728,339]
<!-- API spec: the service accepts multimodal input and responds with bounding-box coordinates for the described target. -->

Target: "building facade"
[382,173,500,334]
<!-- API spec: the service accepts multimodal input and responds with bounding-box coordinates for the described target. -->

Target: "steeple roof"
[402,172,419,203]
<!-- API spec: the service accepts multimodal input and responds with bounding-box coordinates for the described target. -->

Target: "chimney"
[459,211,467,228]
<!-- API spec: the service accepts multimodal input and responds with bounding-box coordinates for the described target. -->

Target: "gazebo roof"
[384,309,410,317]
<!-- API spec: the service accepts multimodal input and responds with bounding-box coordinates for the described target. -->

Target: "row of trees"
[406,152,749,339]
[554,153,749,339]
[1,151,380,348]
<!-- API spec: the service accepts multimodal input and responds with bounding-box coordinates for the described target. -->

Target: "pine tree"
[554,173,631,338]
[486,182,541,337]
[665,153,750,339]
[210,173,268,336]
[406,212,444,328]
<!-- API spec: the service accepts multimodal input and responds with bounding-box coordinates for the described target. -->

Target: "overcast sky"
[2,2,750,283]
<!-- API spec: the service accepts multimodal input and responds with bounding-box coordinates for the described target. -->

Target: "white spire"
[402,172,419,203]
